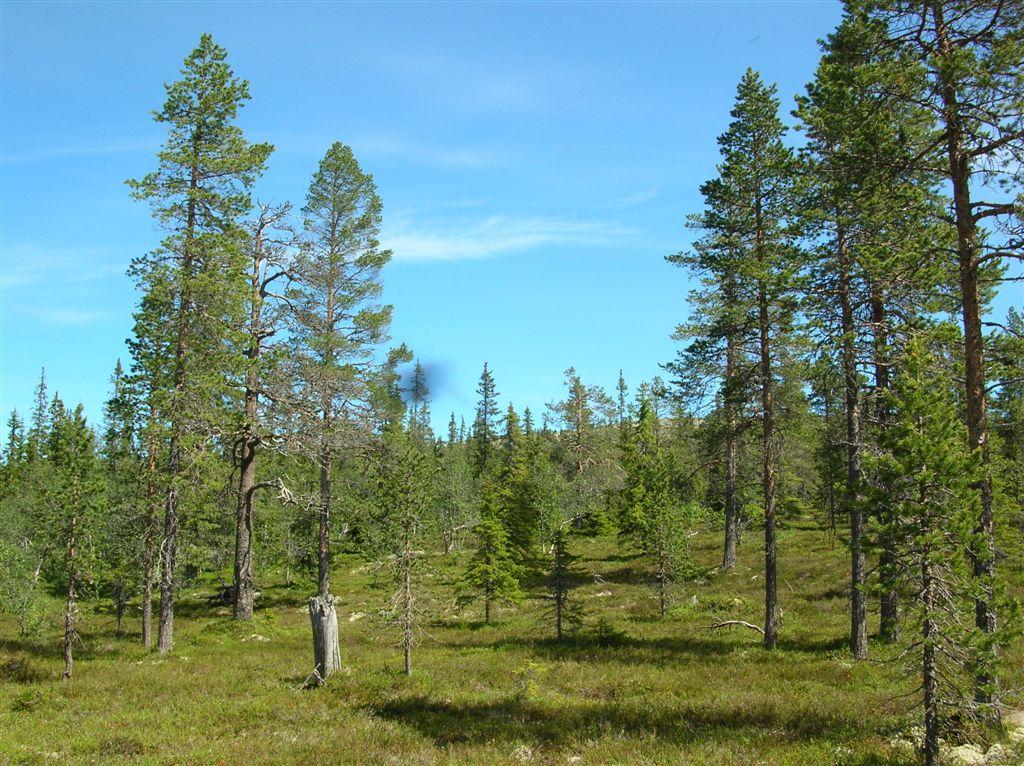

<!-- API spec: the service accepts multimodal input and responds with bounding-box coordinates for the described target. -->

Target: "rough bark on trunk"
[234,221,274,622]
[758,284,778,651]
[308,594,341,684]
[838,224,867,660]
[233,386,257,621]
[157,483,179,654]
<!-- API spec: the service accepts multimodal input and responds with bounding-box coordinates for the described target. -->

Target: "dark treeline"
[1,4,1022,765]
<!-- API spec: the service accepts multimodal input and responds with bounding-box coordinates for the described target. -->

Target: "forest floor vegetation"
[2,522,1021,765]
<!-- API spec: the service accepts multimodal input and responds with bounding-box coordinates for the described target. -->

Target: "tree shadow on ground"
[807,584,850,602]
[370,693,871,749]
[443,631,758,665]
[443,628,856,666]
[776,633,850,653]
[0,631,141,662]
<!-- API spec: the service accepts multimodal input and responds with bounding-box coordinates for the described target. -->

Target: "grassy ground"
[1,520,1020,765]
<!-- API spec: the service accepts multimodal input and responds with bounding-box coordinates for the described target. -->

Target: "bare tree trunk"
[141,430,158,649]
[758,284,778,651]
[317,444,331,598]
[157,482,179,654]
[308,430,340,682]
[870,287,898,642]
[932,2,997,711]
[723,331,740,571]
[61,500,78,681]
[234,216,280,621]
[838,223,867,660]
[233,381,257,621]
[115,582,127,636]
[308,594,340,684]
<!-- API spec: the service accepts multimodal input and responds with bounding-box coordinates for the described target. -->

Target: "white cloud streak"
[262,131,504,169]
[1,245,128,325]
[0,138,157,164]
[384,215,632,263]
[355,136,502,169]
[613,187,659,208]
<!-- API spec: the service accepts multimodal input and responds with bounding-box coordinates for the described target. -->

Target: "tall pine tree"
[127,34,272,652]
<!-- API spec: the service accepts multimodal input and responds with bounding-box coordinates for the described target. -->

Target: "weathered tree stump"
[308,594,340,685]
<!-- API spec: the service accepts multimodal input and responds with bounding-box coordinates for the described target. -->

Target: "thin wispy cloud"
[263,131,503,169]
[22,307,109,326]
[612,187,659,208]
[379,53,541,112]
[384,215,633,263]
[0,245,127,292]
[357,136,503,169]
[2,244,129,326]
[0,138,157,164]
[391,197,490,218]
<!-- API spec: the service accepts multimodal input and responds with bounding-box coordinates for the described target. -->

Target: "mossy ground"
[1,521,1020,765]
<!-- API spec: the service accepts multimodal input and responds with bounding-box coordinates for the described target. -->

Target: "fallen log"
[709,619,764,634]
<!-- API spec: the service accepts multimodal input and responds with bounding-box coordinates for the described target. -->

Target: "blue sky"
[1,1,1017,439]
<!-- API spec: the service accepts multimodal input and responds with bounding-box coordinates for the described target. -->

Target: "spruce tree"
[0,408,45,636]
[99,360,142,635]
[407,360,433,444]
[544,525,583,641]
[492,405,537,551]
[373,417,434,676]
[616,370,628,426]
[48,404,104,680]
[26,369,49,463]
[618,400,695,617]
[463,500,524,623]
[471,363,500,476]
[447,412,459,446]
[2,411,26,488]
